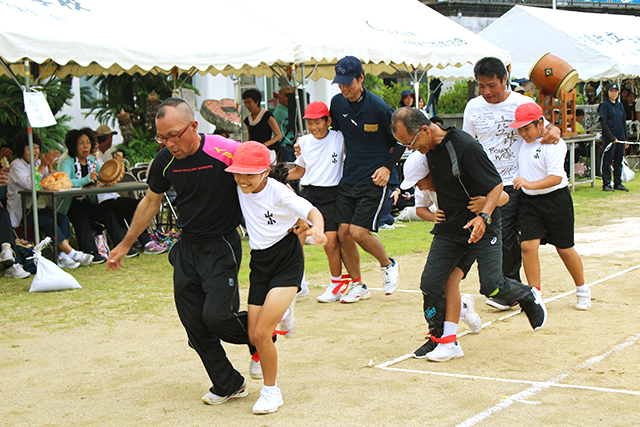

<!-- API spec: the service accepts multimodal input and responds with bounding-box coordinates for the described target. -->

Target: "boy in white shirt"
[225,141,327,414]
[509,103,591,310]
[288,101,349,303]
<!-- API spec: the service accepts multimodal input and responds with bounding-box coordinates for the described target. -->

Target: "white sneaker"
[378,223,396,230]
[340,284,371,303]
[381,258,399,295]
[278,298,296,337]
[0,243,15,264]
[461,294,482,334]
[426,341,464,362]
[4,264,30,279]
[317,284,341,303]
[202,380,248,405]
[250,359,262,380]
[297,281,310,297]
[57,254,80,269]
[252,386,283,414]
[575,288,592,310]
[70,251,94,266]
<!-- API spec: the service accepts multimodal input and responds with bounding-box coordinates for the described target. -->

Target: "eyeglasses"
[155,121,193,144]
[402,130,420,148]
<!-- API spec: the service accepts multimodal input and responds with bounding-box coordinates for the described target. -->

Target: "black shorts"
[519,187,575,249]
[335,182,387,232]
[300,185,338,232]
[248,232,304,306]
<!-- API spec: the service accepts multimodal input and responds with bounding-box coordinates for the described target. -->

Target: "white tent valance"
[479,5,640,82]
[1,0,510,80]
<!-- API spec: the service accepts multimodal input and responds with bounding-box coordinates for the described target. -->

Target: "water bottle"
[35,172,41,190]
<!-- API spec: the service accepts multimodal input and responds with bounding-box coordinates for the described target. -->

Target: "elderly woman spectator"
[60,128,138,262]
[6,131,95,268]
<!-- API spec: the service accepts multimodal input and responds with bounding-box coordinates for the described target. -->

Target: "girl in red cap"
[226,141,327,414]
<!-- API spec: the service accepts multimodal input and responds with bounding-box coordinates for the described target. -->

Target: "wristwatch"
[478,212,492,225]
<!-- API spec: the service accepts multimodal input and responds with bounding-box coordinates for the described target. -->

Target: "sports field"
[1,183,639,426]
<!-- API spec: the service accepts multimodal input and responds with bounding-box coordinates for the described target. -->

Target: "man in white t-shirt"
[463,57,560,311]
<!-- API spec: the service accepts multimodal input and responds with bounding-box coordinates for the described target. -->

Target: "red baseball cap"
[303,101,330,119]
[509,103,543,128]
[225,141,271,174]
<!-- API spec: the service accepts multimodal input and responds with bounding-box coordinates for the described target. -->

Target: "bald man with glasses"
[107,98,257,405]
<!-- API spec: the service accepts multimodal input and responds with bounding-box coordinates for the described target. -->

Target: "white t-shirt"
[517,137,568,196]
[414,189,438,213]
[294,130,344,187]
[238,177,315,250]
[463,91,548,186]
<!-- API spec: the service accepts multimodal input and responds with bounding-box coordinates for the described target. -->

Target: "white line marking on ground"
[376,264,640,365]
[455,332,640,427]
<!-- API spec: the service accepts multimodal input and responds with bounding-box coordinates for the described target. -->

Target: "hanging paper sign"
[23,91,57,128]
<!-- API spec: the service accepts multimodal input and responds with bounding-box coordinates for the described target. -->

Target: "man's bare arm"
[107,189,164,271]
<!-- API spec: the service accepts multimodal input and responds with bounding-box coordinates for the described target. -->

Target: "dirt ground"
[2,209,640,426]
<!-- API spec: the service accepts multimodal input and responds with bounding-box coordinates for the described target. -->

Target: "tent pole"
[291,64,304,136]
[300,63,309,124]
[24,60,40,245]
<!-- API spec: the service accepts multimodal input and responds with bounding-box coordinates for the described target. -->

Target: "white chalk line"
[456,332,640,427]
[375,263,640,368]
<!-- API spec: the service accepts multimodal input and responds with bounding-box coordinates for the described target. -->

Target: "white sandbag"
[29,237,81,293]
[622,157,635,182]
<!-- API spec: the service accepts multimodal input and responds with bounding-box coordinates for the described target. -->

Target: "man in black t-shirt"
[390,108,547,361]
[107,98,254,405]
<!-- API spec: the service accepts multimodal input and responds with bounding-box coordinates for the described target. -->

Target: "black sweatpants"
[169,230,253,397]
[420,217,533,338]
[67,198,125,255]
[498,186,522,282]
[100,197,150,246]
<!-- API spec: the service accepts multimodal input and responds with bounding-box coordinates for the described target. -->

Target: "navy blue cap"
[332,56,364,85]
[606,82,619,91]
[400,89,414,98]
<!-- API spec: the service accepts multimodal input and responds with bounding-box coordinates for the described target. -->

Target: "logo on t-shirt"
[265,211,276,225]
[332,153,338,164]
[534,147,542,159]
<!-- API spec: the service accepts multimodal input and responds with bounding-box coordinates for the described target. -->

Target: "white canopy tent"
[1,0,510,240]
[1,0,510,80]
[479,5,640,82]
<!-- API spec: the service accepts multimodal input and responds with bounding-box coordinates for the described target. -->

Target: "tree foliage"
[0,75,73,152]
[436,81,469,114]
[364,74,430,110]
[86,72,199,163]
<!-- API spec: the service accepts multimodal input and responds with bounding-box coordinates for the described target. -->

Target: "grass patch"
[1,175,637,329]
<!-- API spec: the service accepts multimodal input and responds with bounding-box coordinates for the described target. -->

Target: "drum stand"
[538,89,578,137]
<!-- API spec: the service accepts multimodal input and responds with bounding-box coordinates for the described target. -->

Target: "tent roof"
[1,0,509,80]
[479,5,640,82]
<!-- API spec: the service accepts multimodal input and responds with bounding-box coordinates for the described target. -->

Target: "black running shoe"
[413,339,437,359]
[520,288,547,330]
[486,298,518,311]
[91,254,107,264]
[614,184,629,192]
[125,249,140,258]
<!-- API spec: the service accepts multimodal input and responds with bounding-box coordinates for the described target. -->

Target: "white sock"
[263,384,278,393]
[60,251,70,259]
[68,249,78,258]
[301,272,307,288]
[280,308,290,322]
[443,321,458,339]
[576,284,589,294]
